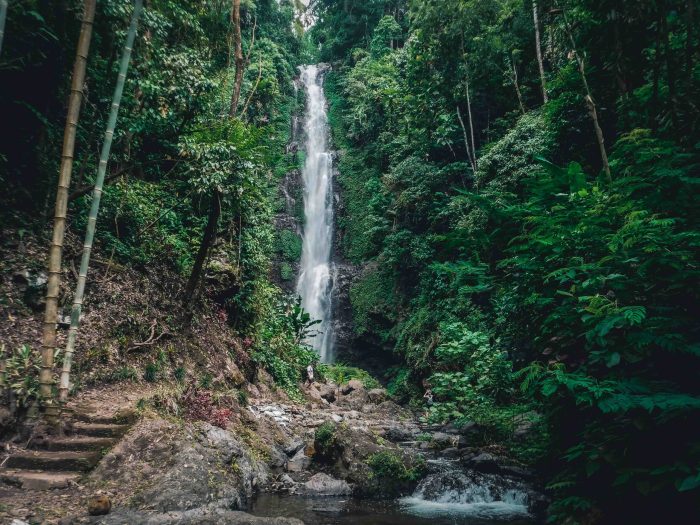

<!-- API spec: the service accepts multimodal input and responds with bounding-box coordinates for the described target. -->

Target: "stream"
[250,459,535,525]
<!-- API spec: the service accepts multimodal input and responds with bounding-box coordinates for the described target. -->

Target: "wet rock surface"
[297,473,351,496]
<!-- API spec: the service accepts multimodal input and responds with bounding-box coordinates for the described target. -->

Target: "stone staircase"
[0,409,134,490]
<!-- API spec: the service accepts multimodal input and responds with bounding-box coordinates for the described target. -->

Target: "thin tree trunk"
[182,191,222,305]
[40,0,96,420]
[229,0,243,117]
[58,0,143,403]
[0,344,6,395]
[532,0,548,103]
[456,105,476,173]
[652,13,662,130]
[0,0,8,56]
[511,56,527,114]
[465,72,478,171]
[686,0,694,82]
[562,9,611,184]
[662,6,680,131]
[613,17,628,95]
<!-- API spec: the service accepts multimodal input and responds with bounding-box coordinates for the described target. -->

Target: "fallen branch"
[127,319,171,351]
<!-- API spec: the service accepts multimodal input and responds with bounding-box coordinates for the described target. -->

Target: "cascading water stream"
[296,64,335,363]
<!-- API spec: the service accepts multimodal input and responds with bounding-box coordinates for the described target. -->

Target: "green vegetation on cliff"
[314,0,700,522]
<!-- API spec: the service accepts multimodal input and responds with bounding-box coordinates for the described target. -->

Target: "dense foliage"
[313,0,700,522]
[0,0,316,402]
[2,0,699,522]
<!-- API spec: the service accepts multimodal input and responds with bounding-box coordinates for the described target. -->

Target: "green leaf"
[678,473,700,492]
[606,352,621,368]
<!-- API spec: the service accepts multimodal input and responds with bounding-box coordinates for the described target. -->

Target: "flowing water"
[250,493,534,525]
[251,458,534,524]
[399,461,532,522]
[296,64,335,363]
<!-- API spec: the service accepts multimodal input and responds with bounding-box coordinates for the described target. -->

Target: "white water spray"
[296,64,335,363]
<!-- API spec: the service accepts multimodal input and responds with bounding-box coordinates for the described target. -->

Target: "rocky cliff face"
[329,155,361,362]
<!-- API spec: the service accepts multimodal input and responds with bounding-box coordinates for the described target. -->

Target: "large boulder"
[383,425,416,443]
[337,381,369,409]
[319,383,337,403]
[286,448,312,473]
[89,418,268,513]
[367,388,387,404]
[282,438,305,457]
[340,379,363,395]
[461,452,500,474]
[298,473,351,496]
[304,385,325,406]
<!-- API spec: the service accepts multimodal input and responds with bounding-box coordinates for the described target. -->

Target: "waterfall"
[296,64,335,363]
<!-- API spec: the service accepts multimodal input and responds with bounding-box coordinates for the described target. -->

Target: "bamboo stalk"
[40,0,96,421]
[59,0,143,402]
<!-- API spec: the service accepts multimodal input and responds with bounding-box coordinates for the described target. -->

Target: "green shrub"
[318,363,380,389]
[113,366,138,382]
[280,262,294,281]
[314,421,337,458]
[143,362,159,383]
[198,373,212,389]
[2,344,40,409]
[237,389,249,406]
[366,450,425,495]
[277,229,302,261]
[173,366,186,383]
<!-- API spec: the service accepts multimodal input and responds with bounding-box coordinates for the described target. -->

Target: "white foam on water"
[400,470,531,520]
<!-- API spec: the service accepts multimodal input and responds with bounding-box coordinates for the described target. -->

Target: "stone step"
[32,436,117,452]
[0,468,82,490]
[4,450,101,472]
[71,408,138,425]
[71,421,130,438]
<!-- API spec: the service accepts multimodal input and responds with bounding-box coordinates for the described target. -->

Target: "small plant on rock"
[314,421,337,458]
[367,450,425,496]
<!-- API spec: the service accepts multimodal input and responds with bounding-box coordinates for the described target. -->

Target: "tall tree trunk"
[58,0,143,403]
[613,16,628,95]
[532,0,548,103]
[662,6,680,131]
[465,72,478,172]
[182,191,222,305]
[562,10,612,184]
[511,56,527,114]
[184,0,245,311]
[229,0,243,117]
[40,0,96,421]
[686,0,694,82]
[652,13,662,130]
[0,0,8,56]
[456,105,476,173]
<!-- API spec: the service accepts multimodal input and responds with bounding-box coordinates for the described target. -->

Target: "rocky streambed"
[1,380,544,524]
[246,380,546,524]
